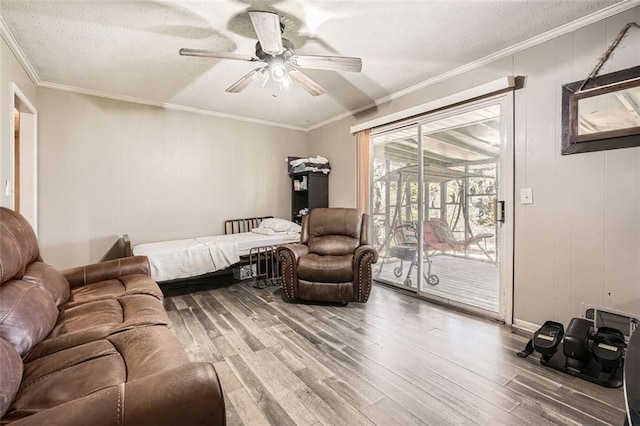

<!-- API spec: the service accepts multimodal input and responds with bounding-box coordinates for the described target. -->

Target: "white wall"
[0,36,37,208]
[37,88,308,268]
[309,7,640,326]
[306,118,357,208]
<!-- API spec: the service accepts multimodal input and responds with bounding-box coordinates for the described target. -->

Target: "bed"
[125,216,301,282]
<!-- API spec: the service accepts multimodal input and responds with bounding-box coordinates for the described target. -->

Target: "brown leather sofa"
[275,208,378,303]
[0,207,225,425]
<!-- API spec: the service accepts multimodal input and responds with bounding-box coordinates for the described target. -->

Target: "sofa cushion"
[0,338,23,418]
[64,274,163,308]
[0,280,58,356]
[6,340,127,422]
[25,294,171,361]
[298,253,354,283]
[22,262,70,307]
[4,326,191,423]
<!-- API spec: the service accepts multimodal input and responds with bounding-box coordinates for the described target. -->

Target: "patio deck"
[374,254,499,312]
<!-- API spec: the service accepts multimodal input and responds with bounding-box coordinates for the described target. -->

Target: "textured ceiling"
[0,0,624,129]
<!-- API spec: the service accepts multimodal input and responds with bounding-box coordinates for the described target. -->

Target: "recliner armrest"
[275,243,309,262]
[8,362,226,426]
[354,245,379,266]
[275,244,309,300]
[62,256,151,288]
[352,245,378,303]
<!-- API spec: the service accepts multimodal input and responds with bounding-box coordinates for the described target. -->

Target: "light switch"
[4,181,11,196]
[520,188,533,205]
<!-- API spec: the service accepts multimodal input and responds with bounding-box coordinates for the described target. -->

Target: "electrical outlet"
[520,188,533,205]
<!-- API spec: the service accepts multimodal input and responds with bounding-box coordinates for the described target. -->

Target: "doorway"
[371,93,513,321]
[10,84,38,234]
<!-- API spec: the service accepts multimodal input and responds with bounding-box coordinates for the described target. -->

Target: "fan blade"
[226,68,267,93]
[179,48,256,62]
[248,11,283,55]
[289,55,362,72]
[288,68,326,97]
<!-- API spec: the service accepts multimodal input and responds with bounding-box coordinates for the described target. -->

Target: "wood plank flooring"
[163,279,625,426]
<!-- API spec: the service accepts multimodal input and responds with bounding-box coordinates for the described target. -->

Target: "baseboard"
[512,319,540,335]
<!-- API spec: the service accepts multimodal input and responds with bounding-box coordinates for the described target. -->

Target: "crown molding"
[37,81,308,131]
[309,0,640,131]
[3,0,639,132]
[0,15,40,85]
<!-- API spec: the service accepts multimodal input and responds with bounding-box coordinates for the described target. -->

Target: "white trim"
[0,16,40,86]
[10,83,38,235]
[351,76,516,133]
[38,82,308,132]
[2,0,638,132]
[499,91,515,326]
[513,319,541,334]
[398,93,513,322]
[417,290,504,322]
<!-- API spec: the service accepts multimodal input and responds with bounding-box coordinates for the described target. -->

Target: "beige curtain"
[355,129,371,214]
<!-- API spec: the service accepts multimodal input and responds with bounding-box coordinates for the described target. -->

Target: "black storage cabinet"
[290,172,329,224]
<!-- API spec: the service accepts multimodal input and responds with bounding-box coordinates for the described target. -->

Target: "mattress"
[133,231,300,282]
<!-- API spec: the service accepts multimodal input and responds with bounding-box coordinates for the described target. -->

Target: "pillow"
[259,218,301,233]
[22,262,70,307]
[434,224,455,243]
[251,227,277,236]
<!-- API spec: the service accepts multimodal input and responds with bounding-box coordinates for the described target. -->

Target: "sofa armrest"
[275,244,309,300]
[353,245,378,303]
[62,256,151,288]
[8,362,226,426]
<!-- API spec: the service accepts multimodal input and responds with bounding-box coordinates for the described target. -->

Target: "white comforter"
[133,231,299,282]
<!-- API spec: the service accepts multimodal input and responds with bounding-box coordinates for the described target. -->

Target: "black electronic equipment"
[592,327,626,371]
[517,321,563,360]
[533,321,564,359]
[564,318,592,370]
[517,318,626,388]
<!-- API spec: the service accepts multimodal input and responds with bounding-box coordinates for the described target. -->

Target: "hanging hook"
[578,22,640,93]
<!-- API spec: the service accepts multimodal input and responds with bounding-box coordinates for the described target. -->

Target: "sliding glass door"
[371,94,513,319]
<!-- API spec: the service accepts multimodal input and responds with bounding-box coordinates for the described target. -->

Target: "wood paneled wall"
[37,88,308,269]
[310,7,640,326]
[512,9,640,325]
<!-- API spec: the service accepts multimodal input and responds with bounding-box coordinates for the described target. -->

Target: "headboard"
[224,216,273,235]
[100,234,132,261]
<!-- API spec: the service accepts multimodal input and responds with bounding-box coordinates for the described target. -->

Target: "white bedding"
[133,231,300,282]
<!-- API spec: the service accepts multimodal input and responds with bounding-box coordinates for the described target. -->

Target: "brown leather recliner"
[275,208,378,303]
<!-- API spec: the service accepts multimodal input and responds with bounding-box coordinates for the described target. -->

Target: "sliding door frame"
[370,91,514,323]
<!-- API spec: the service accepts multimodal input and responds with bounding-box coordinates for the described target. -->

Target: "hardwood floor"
[162,279,625,426]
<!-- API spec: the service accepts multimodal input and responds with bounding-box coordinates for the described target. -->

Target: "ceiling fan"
[179,10,362,96]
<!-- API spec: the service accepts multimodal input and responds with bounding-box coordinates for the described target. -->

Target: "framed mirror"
[562,65,640,155]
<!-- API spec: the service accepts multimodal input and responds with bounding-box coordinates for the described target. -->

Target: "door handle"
[496,200,506,223]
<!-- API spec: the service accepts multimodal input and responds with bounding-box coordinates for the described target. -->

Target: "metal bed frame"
[106,216,286,287]
[224,216,273,235]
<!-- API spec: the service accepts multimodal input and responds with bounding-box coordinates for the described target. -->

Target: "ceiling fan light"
[270,62,288,82]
